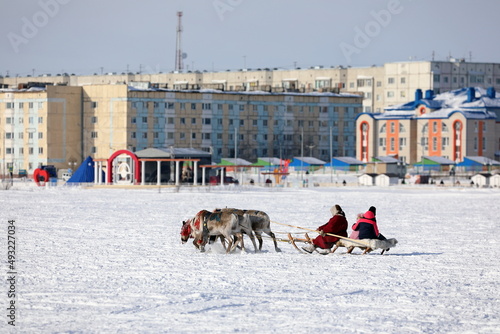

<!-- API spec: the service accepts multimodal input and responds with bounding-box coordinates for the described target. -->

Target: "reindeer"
[181,210,257,253]
[214,208,281,252]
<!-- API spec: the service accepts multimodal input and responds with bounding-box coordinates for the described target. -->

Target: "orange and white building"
[356,87,500,165]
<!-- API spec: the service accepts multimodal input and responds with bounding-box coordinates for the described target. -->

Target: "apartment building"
[83,84,363,163]
[0,85,82,176]
[3,59,500,116]
[356,87,500,165]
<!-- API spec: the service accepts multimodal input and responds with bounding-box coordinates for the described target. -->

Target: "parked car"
[209,175,239,185]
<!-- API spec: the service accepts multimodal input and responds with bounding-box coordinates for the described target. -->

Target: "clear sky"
[1,0,499,77]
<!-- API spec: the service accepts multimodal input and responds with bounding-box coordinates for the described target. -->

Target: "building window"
[442,123,449,132]
[91,147,97,154]
[379,138,386,151]
[388,77,395,84]
[433,122,438,133]
[433,74,440,82]
[202,118,211,125]
[399,137,406,149]
[399,123,406,133]
[91,131,98,138]
[131,117,137,124]
[202,133,211,140]
[380,124,386,133]
[191,103,196,110]
[28,133,34,139]
[390,122,395,133]
[6,117,13,124]
[142,117,147,123]
[387,91,394,98]
[29,147,34,155]
[91,116,98,124]
[38,132,43,139]
[167,102,174,109]
[38,147,43,154]
[400,77,406,84]
[180,118,185,125]
[180,103,185,110]
[239,105,245,111]
[131,132,136,139]
[167,117,174,124]
[142,133,147,139]
[442,137,449,150]
[400,91,406,98]
[202,103,211,110]
[433,137,438,151]
[191,118,196,125]
[6,148,13,155]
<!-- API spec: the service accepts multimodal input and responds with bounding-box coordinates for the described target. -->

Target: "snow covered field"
[2,184,499,333]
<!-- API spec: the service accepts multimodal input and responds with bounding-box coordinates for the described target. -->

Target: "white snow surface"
[2,185,500,333]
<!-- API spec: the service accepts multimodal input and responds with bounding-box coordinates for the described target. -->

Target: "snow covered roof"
[423,156,456,164]
[373,156,400,163]
[220,158,252,166]
[292,157,327,165]
[134,147,211,159]
[462,156,500,166]
[380,87,499,120]
[333,156,365,165]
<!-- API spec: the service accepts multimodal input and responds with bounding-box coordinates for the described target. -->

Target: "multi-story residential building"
[83,84,362,163]
[1,83,362,176]
[356,87,500,165]
[0,85,82,176]
[3,59,500,116]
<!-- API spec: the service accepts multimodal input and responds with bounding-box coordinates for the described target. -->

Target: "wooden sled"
[287,233,313,254]
[331,238,398,255]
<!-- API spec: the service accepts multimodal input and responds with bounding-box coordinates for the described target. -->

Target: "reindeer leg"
[267,230,281,252]
[254,232,263,251]
[237,233,245,252]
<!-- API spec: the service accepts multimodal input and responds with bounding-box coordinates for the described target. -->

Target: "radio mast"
[175,11,183,72]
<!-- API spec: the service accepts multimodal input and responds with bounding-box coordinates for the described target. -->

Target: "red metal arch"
[106,150,141,184]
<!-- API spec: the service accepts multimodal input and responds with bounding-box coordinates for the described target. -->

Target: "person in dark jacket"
[302,204,348,254]
[352,206,386,240]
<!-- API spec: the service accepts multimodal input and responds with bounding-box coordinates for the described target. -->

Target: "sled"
[331,238,398,255]
[286,233,311,254]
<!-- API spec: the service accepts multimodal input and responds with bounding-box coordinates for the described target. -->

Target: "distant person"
[342,180,347,186]
[302,204,348,254]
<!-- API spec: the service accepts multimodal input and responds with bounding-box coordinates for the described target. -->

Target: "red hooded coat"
[312,214,348,249]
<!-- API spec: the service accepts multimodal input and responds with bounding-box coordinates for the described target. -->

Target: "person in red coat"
[302,204,348,254]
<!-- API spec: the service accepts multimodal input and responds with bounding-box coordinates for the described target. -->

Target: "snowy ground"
[1,184,499,333]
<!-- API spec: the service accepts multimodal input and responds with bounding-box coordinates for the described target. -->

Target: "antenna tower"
[175,11,183,72]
